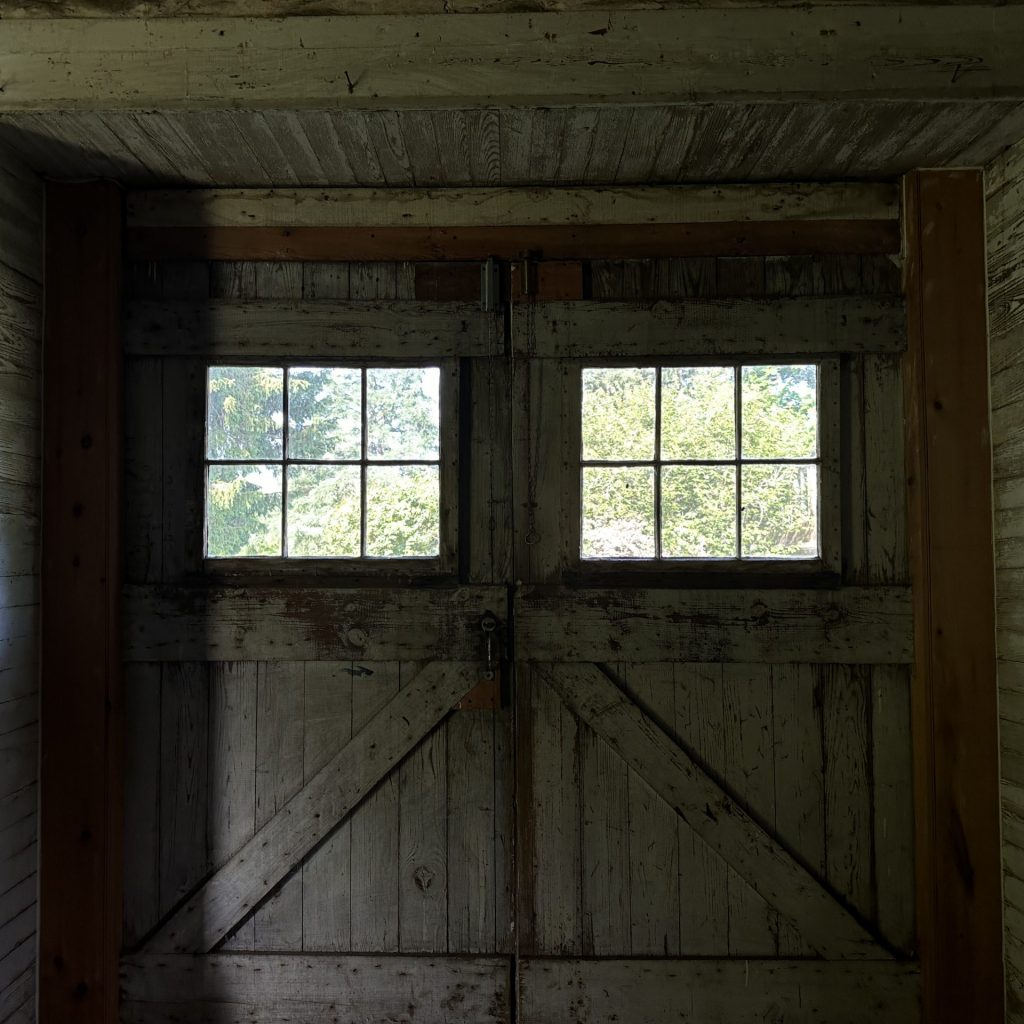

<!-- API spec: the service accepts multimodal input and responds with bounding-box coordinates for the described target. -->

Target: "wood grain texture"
[904,169,1003,1024]
[123,584,505,661]
[127,184,899,228]
[530,297,905,356]
[515,587,912,663]
[146,662,477,953]
[518,958,920,1024]
[39,181,122,1024]
[540,663,887,959]
[121,953,510,1024]
[124,299,486,357]
[1,12,1024,110]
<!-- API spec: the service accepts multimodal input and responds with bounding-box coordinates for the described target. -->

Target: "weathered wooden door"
[509,256,920,1023]
[119,260,514,1021]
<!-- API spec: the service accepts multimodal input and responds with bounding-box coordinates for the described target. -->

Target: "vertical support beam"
[40,183,123,1023]
[903,170,1004,1023]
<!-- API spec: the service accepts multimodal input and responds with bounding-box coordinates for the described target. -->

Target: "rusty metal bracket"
[456,668,502,711]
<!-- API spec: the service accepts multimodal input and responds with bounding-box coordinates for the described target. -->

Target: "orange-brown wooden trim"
[40,182,124,1024]
[902,169,1003,1023]
[126,220,900,262]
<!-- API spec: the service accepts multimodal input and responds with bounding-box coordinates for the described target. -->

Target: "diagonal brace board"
[145,661,478,954]
[538,663,888,960]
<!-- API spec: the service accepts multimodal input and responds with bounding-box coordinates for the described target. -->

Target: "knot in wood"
[413,865,435,891]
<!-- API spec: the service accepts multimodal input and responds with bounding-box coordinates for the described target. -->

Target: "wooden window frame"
[201,356,460,580]
[566,356,841,582]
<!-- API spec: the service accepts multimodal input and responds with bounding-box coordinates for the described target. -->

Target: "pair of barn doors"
[119,257,918,1022]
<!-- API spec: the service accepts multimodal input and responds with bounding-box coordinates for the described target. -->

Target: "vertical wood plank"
[722,663,778,956]
[624,664,680,957]
[123,663,161,950]
[123,358,163,585]
[349,663,400,952]
[530,667,581,954]
[209,662,257,952]
[399,662,448,953]
[253,662,304,951]
[40,181,123,1024]
[159,662,209,921]
[823,665,874,920]
[301,661,354,952]
[447,709,496,954]
[904,169,1003,1024]
[772,664,826,956]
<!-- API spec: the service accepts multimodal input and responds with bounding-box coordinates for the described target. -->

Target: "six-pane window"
[205,364,441,559]
[580,363,820,561]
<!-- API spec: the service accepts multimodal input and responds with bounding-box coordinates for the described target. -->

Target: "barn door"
[119,261,514,1022]
[509,257,921,1023]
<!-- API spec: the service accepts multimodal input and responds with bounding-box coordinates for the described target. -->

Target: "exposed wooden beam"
[122,954,509,1022]
[529,297,906,357]
[126,222,900,262]
[124,300,489,358]
[903,170,1004,1023]
[145,661,478,953]
[515,587,913,664]
[519,959,920,1024]
[2,10,1024,111]
[123,585,505,662]
[127,185,900,228]
[539,663,888,959]
[39,183,123,1023]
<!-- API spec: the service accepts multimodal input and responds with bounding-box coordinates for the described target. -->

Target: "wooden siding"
[0,101,1022,188]
[0,150,41,1024]
[988,136,1024,1024]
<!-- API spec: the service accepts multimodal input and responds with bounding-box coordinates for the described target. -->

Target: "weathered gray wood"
[349,663,400,953]
[516,587,913,664]
[209,662,257,953]
[722,664,778,955]
[623,664,680,957]
[300,661,353,952]
[5,12,1024,110]
[124,299,486,357]
[531,297,905,357]
[124,585,505,662]
[674,664,729,956]
[518,958,920,1024]
[399,662,448,953]
[447,708,497,953]
[823,665,874,920]
[529,663,581,954]
[123,357,163,585]
[121,953,510,1024]
[253,662,305,951]
[146,661,476,953]
[540,663,886,959]
[127,183,899,228]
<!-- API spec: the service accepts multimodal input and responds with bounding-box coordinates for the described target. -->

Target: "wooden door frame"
[37,177,1003,1024]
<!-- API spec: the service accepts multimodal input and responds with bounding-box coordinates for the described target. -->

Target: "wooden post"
[903,170,1004,1023]
[39,182,123,1023]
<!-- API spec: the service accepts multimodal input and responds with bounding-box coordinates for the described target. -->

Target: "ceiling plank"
[3,9,1024,111]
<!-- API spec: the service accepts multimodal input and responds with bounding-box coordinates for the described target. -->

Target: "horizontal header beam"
[127,185,900,229]
[2,9,1024,110]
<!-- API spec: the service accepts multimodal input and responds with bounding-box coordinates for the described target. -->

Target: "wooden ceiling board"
[0,101,1022,186]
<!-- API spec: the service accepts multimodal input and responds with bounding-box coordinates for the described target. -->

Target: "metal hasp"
[457,610,503,711]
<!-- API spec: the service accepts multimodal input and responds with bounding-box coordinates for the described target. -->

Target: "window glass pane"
[662,465,737,558]
[287,464,361,557]
[288,367,361,460]
[206,464,282,557]
[365,465,439,557]
[367,367,440,461]
[582,367,656,461]
[742,464,818,558]
[741,364,817,459]
[207,366,284,460]
[582,466,656,558]
[661,366,735,460]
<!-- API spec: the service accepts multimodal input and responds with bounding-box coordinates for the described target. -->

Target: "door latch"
[457,610,503,711]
